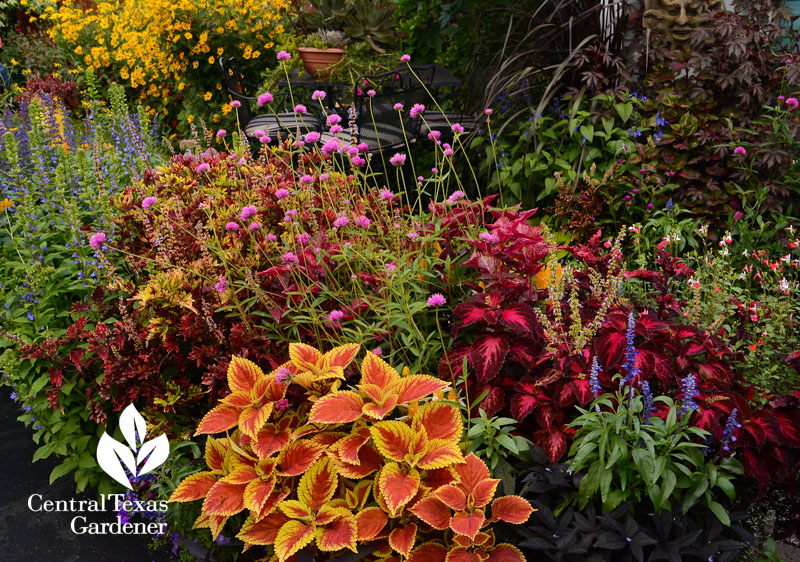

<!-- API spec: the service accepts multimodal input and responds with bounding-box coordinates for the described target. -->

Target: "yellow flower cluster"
[43,0,289,134]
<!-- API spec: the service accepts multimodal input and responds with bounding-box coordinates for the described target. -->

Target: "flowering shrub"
[168,343,533,560]
[43,0,290,135]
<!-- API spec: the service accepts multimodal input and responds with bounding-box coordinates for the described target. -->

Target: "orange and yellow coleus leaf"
[389,523,417,557]
[355,507,388,540]
[236,512,290,546]
[489,495,534,525]
[289,343,360,387]
[274,520,316,562]
[376,462,420,516]
[297,457,338,512]
[168,472,218,503]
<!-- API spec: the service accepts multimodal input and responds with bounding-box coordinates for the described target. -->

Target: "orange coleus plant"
[169,343,533,561]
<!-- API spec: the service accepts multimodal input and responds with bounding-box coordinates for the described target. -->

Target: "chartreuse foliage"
[169,343,533,561]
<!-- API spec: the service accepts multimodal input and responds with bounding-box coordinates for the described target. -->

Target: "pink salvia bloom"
[142,196,157,210]
[409,103,425,118]
[89,232,106,250]
[225,222,239,232]
[304,131,321,143]
[393,103,403,111]
[215,276,228,294]
[400,54,411,62]
[197,163,210,173]
[733,146,747,156]
[427,293,446,306]
[294,104,307,114]
[311,90,326,101]
[231,100,241,108]
[451,123,465,133]
[389,153,407,167]
[257,93,273,106]
[240,205,258,220]
[216,129,227,138]
[277,51,291,61]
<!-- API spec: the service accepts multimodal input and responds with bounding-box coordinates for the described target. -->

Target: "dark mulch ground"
[0,391,174,562]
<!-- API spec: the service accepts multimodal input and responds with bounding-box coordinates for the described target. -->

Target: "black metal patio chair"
[219,57,321,142]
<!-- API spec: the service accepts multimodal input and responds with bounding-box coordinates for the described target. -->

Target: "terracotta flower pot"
[297,47,346,79]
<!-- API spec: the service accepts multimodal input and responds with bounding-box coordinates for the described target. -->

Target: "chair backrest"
[354,66,435,144]
[219,57,254,126]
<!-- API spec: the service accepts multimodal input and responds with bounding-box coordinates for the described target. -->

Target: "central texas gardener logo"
[96,404,169,489]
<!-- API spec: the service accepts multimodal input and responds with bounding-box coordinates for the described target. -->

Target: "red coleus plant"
[169,343,533,561]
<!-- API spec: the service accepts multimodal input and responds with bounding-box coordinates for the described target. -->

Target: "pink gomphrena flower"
[407,232,418,240]
[298,232,311,245]
[734,146,747,156]
[266,233,278,242]
[479,231,500,244]
[216,129,227,138]
[142,196,157,210]
[351,155,366,167]
[214,276,228,294]
[779,95,786,101]
[367,89,376,97]
[372,347,383,356]
[258,135,271,144]
[484,108,493,116]
[299,174,313,184]
[329,124,344,134]
[249,222,261,231]
[275,398,290,411]
[197,163,210,173]
[379,188,394,200]
[786,97,799,109]
[446,190,466,204]
[275,188,290,199]
[400,54,411,62]
[354,215,371,228]
[431,167,439,174]
[444,147,454,157]
[253,129,266,137]
[409,103,425,118]
[304,131,321,143]
[257,92,273,106]
[327,114,342,126]
[347,145,359,157]
[277,50,291,61]
[320,173,330,181]
[427,293,446,306]
[386,261,397,272]
[329,309,345,322]
[225,222,239,231]
[322,138,340,155]
[294,104,307,114]
[240,205,258,221]
[282,251,298,263]
[333,215,349,228]
[311,90,326,101]
[357,142,369,152]
[275,367,291,384]
[89,232,106,250]
[231,100,241,108]
[733,211,745,221]
[451,123,465,133]
[389,153,406,167]
[393,103,404,111]
[427,130,441,141]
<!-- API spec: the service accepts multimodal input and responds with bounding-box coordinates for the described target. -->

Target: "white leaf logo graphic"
[96,404,169,489]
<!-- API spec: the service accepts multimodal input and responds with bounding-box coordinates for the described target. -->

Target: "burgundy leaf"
[469,336,509,383]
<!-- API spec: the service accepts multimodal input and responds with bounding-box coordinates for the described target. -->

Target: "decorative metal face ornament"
[643,0,725,48]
